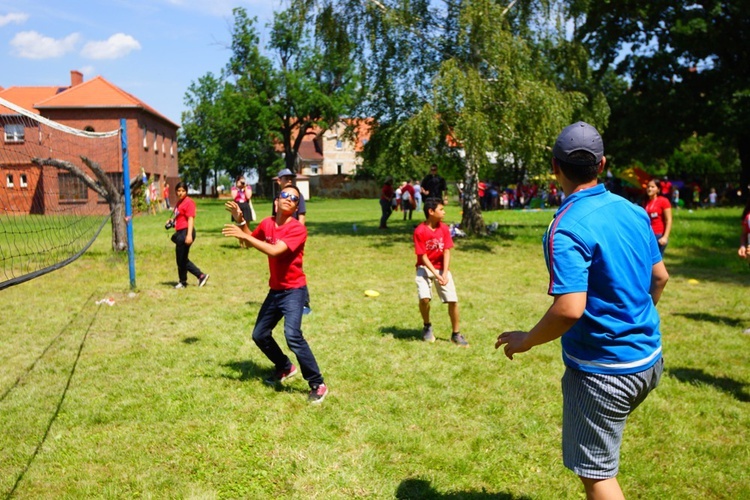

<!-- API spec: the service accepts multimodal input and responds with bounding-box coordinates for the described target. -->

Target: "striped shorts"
[562,357,663,479]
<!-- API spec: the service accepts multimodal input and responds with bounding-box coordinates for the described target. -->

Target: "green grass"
[2,199,749,499]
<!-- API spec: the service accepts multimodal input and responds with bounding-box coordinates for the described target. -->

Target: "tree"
[33,156,128,251]
[226,3,358,181]
[567,0,750,196]
[345,0,596,234]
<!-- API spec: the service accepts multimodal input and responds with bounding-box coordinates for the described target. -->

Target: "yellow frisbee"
[364,289,380,297]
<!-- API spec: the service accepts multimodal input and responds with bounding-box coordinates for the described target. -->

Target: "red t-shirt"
[644,195,671,235]
[381,184,394,202]
[173,196,196,231]
[414,221,454,269]
[252,217,307,290]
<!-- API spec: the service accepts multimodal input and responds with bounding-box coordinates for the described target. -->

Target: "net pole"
[120,119,136,289]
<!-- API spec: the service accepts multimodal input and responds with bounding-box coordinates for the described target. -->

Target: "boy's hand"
[739,246,747,259]
[495,331,531,360]
[436,273,448,286]
[222,224,245,240]
[224,201,243,222]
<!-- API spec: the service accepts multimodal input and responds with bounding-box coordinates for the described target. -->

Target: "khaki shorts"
[415,266,458,303]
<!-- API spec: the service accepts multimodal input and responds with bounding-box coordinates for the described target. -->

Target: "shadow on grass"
[220,359,308,394]
[667,367,750,403]
[182,336,199,344]
[672,311,745,328]
[396,478,531,499]
[380,326,422,341]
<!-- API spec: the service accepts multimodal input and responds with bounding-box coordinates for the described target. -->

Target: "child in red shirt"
[413,198,467,346]
[223,185,327,404]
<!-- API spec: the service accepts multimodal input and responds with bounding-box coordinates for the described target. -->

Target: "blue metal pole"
[120,118,136,289]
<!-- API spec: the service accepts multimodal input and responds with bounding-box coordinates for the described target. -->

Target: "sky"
[0,0,281,125]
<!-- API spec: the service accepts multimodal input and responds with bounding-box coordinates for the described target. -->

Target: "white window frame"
[6,174,14,188]
[20,173,28,188]
[4,123,25,143]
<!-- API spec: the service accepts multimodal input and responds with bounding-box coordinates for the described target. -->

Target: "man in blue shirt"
[496,122,669,500]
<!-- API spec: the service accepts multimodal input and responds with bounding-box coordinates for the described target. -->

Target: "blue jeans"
[252,286,323,387]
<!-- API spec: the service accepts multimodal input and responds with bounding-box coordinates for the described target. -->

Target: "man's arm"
[650,261,669,305]
[495,292,586,360]
[222,224,290,257]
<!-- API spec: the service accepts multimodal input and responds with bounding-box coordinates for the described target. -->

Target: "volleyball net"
[0,96,122,291]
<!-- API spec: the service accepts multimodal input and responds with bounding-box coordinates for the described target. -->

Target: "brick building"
[0,70,179,215]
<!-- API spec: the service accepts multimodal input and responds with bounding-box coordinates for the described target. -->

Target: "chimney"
[70,70,83,87]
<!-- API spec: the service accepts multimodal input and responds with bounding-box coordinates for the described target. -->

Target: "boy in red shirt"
[413,198,467,346]
[222,185,327,404]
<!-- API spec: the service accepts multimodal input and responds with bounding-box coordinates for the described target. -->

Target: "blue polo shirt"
[543,184,663,375]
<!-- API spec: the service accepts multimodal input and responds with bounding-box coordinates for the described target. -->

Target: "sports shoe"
[308,384,328,404]
[198,274,210,288]
[302,301,312,315]
[451,333,469,347]
[263,364,298,385]
[174,282,187,289]
[422,324,435,343]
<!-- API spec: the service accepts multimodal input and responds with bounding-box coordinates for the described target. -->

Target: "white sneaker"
[175,283,186,289]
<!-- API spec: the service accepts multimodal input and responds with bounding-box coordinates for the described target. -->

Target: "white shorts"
[415,266,458,303]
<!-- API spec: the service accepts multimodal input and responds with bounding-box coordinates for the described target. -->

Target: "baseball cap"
[552,121,604,166]
[277,168,297,178]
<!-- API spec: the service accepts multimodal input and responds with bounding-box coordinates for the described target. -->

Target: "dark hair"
[648,178,663,194]
[555,151,599,184]
[423,198,442,219]
[175,181,187,192]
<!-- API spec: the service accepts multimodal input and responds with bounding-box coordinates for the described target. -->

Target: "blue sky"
[0,0,280,125]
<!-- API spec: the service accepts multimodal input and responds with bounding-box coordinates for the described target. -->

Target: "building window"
[84,126,95,132]
[143,126,148,150]
[59,173,88,201]
[4,123,25,143]
[20,174,28,188]
[337,163,343,175]
[310,164,319,175]
[335,139,343,150]
[6,174,14,188]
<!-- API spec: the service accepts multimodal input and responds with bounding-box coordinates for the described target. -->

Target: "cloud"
[0,12,29,27]
[81,33,141,60]
[10,31,80,59]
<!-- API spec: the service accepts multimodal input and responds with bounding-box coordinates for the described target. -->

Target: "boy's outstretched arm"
[496,292,586,360]
[650,261,669,305]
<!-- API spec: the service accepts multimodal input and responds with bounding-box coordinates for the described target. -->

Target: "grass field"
[2,198,749,499]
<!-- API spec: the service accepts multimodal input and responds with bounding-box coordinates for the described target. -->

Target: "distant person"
[379,177,395,229]
[421,163,447,202]
[162,182,171,210]
[672,186,680,208]
[231,175,255,248]
[707,187,718,208]
[167,182,209,289]
[644,179,673,255]
[223,185,328,404]
[402,179,416,220]
[273,169,306,224]
[413,198,467,346]
[273,168,310,313]
[395,182,404,212]
[737,199,750,261]
[496,122,668,500]
[660,175,672,198]
[414,180,423,212]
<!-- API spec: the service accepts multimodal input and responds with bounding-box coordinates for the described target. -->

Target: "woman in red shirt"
[644,179,672,255]
[168,182,209,288]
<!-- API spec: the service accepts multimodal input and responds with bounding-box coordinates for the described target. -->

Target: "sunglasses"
[279,191,300,202]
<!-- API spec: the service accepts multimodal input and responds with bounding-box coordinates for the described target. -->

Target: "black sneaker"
[198,274,210,288]
[451,333,469,347]
[308,384,328,404]
[263,364,298,385]
[422,325,435,343]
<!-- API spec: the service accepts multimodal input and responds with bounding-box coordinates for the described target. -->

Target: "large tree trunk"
[33,156,129,252]
[460,156,487,235]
